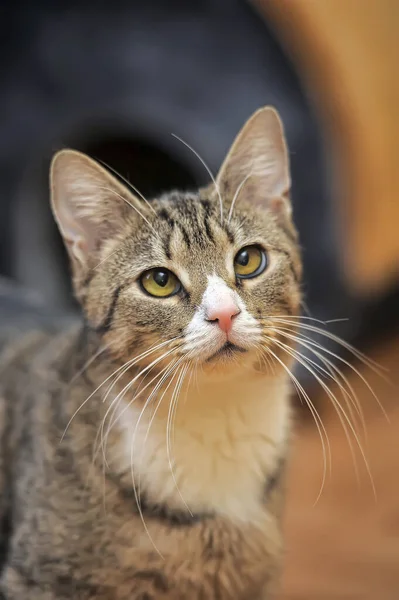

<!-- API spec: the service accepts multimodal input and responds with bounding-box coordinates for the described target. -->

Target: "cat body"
[0,108,301,598]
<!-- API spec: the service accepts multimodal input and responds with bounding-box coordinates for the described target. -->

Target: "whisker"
[96,186,158,237]
[100,358,181,463]
[270,322,388,422]
[101,343,178,408]
[227,173,252,223]
[269,317,387,375]
[182,363,195,407]
[97,361,171,467]
[260,342,330,503]
[268,336,376,497]
[98,340,178,415]
[104,363,168,438]
[90,183,160,270]
[257,346,275,375]
[166,361,192,515]
[137,358,185,503]
[99,346,180,466]
[97,159,157,216]
[271,327,367,435]
[273,327,367,437]
[261,314,349,325]
[67,345,108,386]
[61,338,178,442]
[171,133,224,225]
[129,357,186,558]
[274,336,363,442]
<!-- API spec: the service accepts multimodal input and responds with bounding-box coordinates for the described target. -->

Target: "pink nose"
[206,303,240,333]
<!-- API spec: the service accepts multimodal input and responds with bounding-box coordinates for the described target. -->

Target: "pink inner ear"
[61,200,102,269]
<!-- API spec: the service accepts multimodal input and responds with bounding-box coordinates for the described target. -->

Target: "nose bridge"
[202,275,236,312]
[202,275,240,333]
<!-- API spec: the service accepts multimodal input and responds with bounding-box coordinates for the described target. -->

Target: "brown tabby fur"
[0,107,301,599]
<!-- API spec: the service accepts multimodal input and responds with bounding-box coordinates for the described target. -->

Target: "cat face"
[50,107,301,377]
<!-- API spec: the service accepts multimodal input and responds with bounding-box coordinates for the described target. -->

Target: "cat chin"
[198,350,261,381]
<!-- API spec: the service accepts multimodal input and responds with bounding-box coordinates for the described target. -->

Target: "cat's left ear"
[216,106,291,216]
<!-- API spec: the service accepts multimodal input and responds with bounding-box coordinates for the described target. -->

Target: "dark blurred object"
[0,0,397,380]
[0,277,75,346]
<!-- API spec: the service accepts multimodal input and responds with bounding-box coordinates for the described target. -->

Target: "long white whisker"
[96,186,158,237]
[261,342,330,503]
[96,353,166,461]
[171,133,224,225]
[272,327,367,436]
[99,346,179,466]
[270,321,388,422]
[267,314,349,325]
[97,160,157,216]
[166,361,192,515]
[90,184,160,270]
[61,338,178,442]
[129,358,185,558]
[270,336,376,497]
[270,317,387,375]
[100,355,184,463]
[271,328,362,420]
[137,358,185,504]
[98,361,173,467]
[67,345,108,386]
[228,173,252,222]
[275,336,364,444]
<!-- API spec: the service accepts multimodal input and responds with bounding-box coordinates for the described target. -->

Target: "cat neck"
[110,367,291,524]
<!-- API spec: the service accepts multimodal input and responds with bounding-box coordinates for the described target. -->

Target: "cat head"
[50,107,302,378]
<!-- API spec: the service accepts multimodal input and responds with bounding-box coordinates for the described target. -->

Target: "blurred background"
[0,0,398,598]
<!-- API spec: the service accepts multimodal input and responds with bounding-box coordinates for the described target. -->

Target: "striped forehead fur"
[72,183,301,369]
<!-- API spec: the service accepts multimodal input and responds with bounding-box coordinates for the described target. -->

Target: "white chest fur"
[113,373,291,524]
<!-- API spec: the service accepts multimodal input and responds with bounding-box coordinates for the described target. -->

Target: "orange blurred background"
[255,2,399,598]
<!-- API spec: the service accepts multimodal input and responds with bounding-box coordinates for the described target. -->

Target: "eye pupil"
[236,250,249,267]
[154,270,169,287]
[140,268,181,298]
[234,245,267,279]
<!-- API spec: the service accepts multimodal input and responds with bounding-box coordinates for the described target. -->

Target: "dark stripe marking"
[0,508,11,572]
[204,215,215,244]
[158,209,176,259]
[177,224,192,249]
[163,232,172,261]
[265,455,285,497]
[200,198,212,214]
[158,208,176,229]
[133,570,169,592]
[116,482,213,526]
[82,271,95,289]
[224,225,235,244]
[96,284,127,334]
[139,492,212,526]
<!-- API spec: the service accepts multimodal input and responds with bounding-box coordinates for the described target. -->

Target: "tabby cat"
[0,107,301,599]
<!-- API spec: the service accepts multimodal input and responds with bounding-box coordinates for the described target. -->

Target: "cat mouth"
[206,341,247,362]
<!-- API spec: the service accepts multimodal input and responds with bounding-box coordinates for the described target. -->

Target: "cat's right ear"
[216,107,292,219]
[50,150,137,284]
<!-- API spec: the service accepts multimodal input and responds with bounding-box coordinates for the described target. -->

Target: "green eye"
[234,246,267,279]
[140,268,181,298]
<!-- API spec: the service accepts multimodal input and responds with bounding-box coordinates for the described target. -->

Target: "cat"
[0,106,302,599]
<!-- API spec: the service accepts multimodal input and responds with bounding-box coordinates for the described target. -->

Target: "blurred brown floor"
[280,333,399,600]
